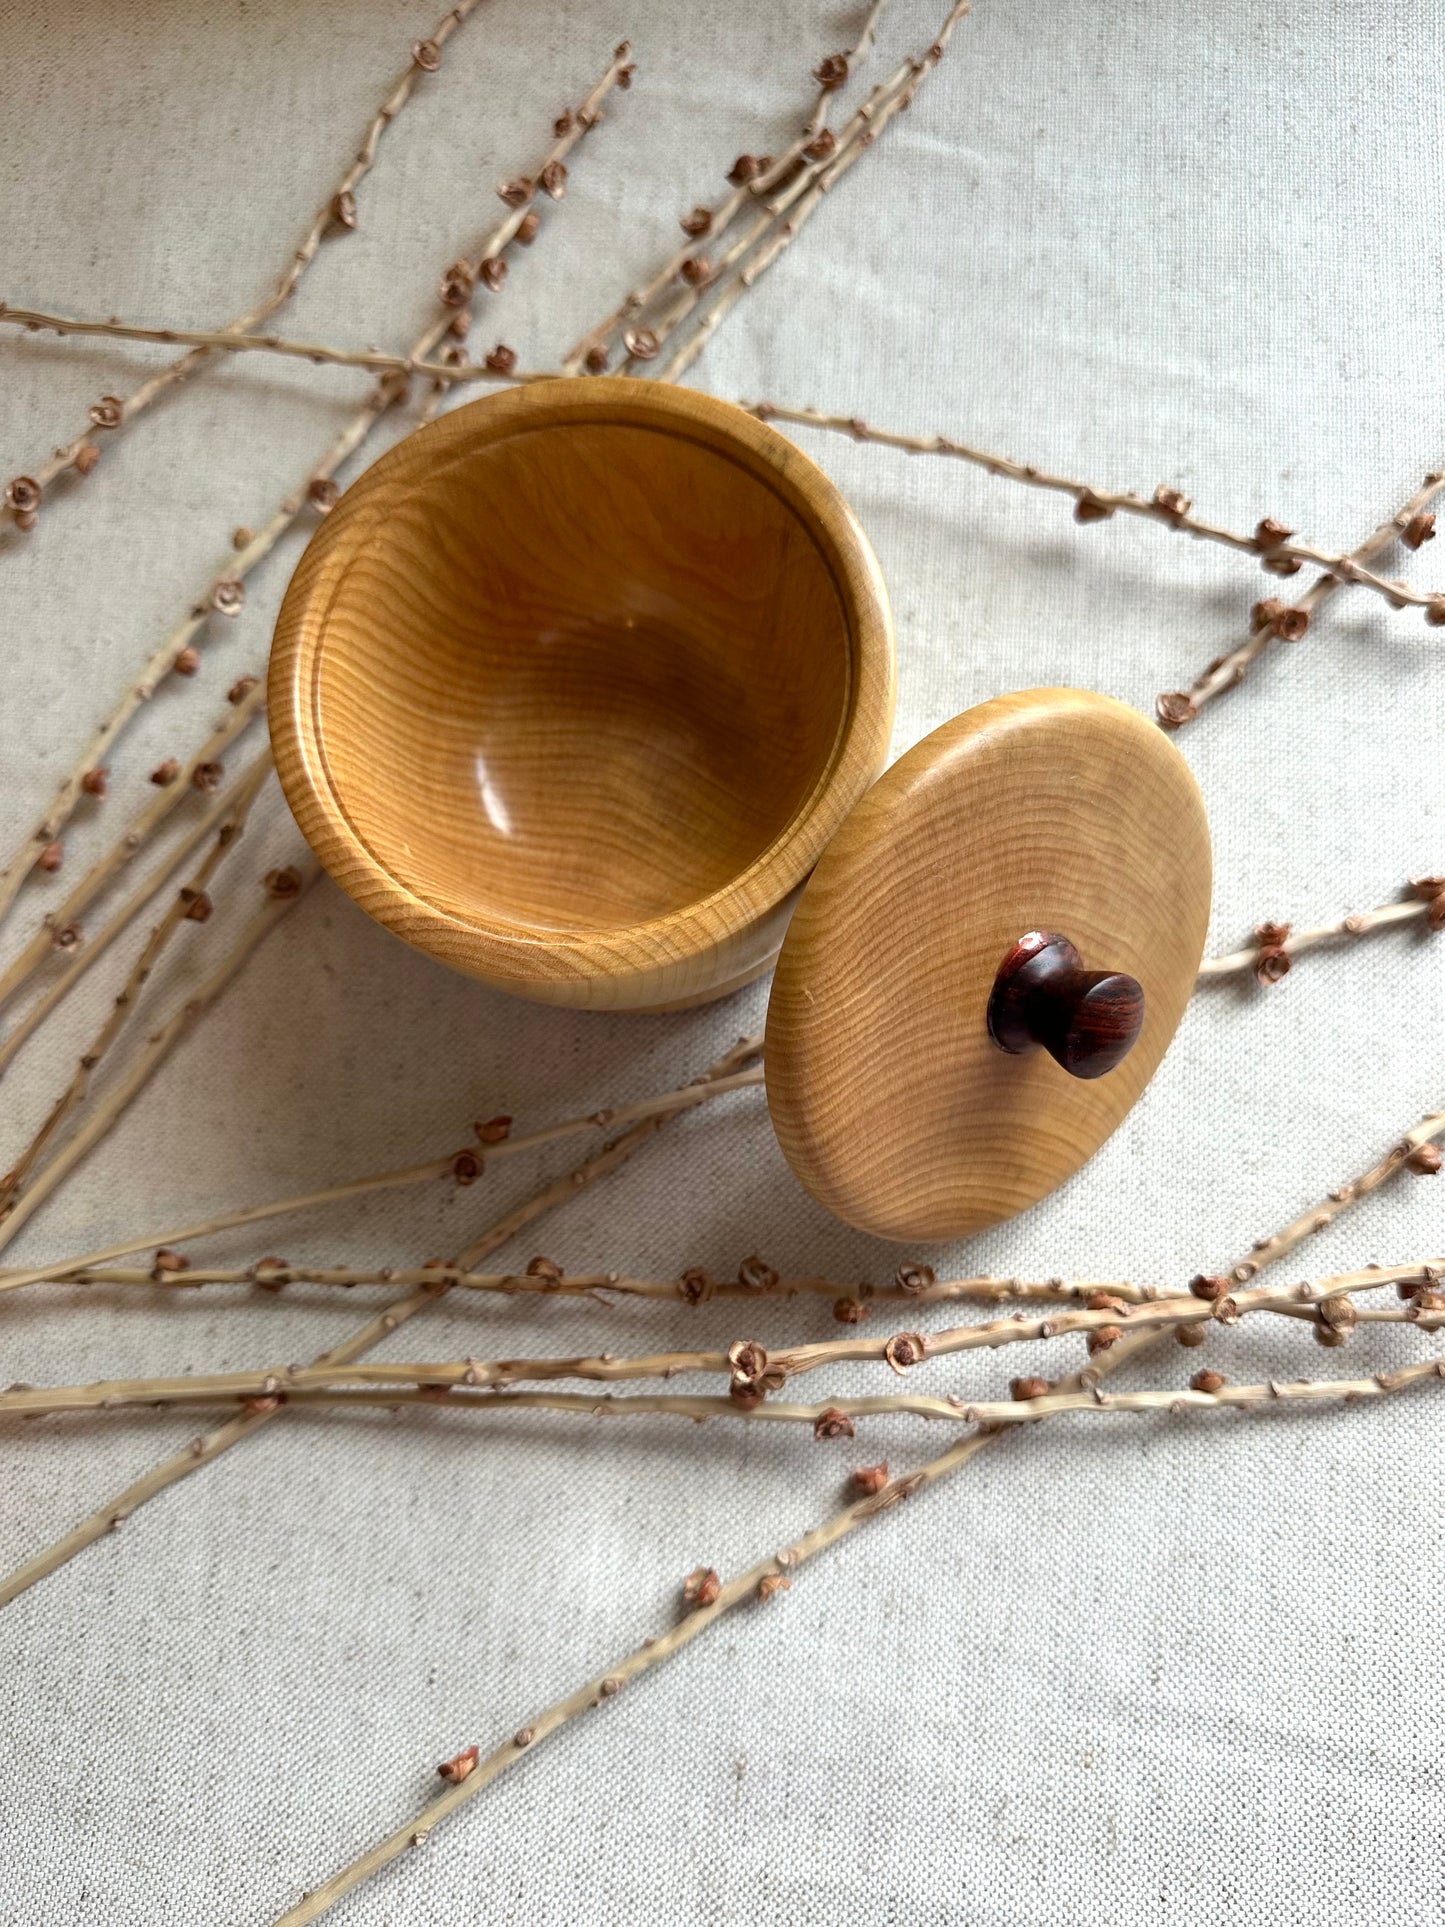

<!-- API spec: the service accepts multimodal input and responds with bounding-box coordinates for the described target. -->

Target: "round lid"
[763,688,1212,1242]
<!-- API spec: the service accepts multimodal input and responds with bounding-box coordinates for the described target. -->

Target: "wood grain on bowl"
[269,379,895,1009]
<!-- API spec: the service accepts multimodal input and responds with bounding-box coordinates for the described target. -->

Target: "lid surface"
[764,688,1212,1242]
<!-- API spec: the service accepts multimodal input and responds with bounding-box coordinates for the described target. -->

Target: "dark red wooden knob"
[986,930,1145,1080]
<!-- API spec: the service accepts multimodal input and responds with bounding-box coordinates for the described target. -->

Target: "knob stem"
[987,930,1144,1080]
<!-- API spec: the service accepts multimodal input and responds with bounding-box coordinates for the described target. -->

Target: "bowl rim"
[268,376,896,996]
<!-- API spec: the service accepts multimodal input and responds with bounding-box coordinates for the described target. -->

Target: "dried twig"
[0,753,274,1221]
[0,1058,764,1297]
[0,45,633,940]
[1209,1111,1445,1284]
[21,1352,1445,1432]
[560,2,888,378]
[0,862,317,1258]
[6,1262,1148,1303]
[29,300,1444,678]
[0,307,551,392]
[1156,474,1445,725]
[655,38,951,383]
[0,456,333,938]
[258,1089,1439,1920]
[10,913,1441,1295]
[629,47,916,374]
[270,1434,990,1924]
[0,1036,760,1610]
[15,1261,1437,1420]
[1197,882,1445,984]
[0,679,268,1016]
[743,405,1445,636]
[637,74,904,380]
[0,772,268,1082]
[652,6,976,386]
[0,0,481,531]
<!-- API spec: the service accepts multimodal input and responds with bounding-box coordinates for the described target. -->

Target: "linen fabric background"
[3,2,1443,1920]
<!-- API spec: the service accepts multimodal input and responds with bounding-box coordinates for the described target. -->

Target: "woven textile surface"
[2,1,1443,1920]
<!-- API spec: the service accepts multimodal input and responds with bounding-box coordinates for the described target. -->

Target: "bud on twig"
[437,1744,478,1784]
[6,475,42,514]
[1254,516,1292,550]
[894,1262,935,1295]
[884,1332,926,1374]
[678,1268,712,1306]
[1155,691,1197,729]
[682,1566,720,1609]
[849,1462,889,1497]
[1252,922,1292,987]
[737,1255,779,1293]
[439,261,474,306]
[1403,511,1436,550]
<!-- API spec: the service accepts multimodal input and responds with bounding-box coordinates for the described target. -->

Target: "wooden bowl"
[269,379,895,1009]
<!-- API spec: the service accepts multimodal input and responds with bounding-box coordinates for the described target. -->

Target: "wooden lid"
[764,688,1212,1242]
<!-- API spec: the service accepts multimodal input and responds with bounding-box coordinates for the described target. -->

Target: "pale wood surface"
[764,689,1213,1241]
[269,377,895,1008]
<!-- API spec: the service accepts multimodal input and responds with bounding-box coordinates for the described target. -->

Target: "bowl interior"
[312,415,853,935]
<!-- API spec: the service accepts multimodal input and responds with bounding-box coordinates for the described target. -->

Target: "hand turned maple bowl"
[269,378,895,1009]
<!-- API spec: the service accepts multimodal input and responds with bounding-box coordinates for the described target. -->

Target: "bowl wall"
[270,380,895,1008]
